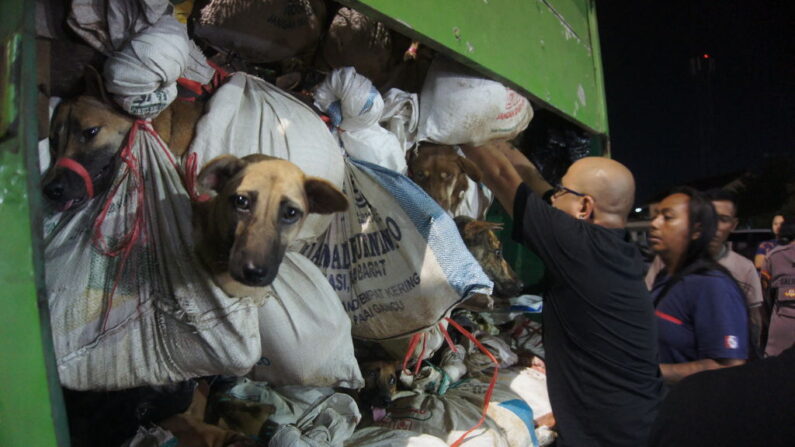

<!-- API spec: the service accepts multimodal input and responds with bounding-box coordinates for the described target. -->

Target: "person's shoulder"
[767,243,794,259]
[757,239,776,251]
[723,250,756,273]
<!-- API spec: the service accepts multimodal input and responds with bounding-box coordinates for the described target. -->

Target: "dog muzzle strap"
[56,158,95,199]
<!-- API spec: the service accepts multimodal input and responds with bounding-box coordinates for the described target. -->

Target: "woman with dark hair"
[754,213,785,271]
[760,215,795,357]
[647,186,749,383]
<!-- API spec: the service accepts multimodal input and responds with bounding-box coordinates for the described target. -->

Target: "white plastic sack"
[250,253,363,388]
[372,379,538,447]
[45,122,262,390]
[299,159,492,340]
[418,56,533,146]
[314,67,407,174]
[344,427,447,447]
[219,379,360,447]
[380,88,419,153]
[188,72,345,243]
[69,0,214,118]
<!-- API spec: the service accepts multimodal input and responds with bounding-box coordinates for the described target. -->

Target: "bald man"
[462,142,662,447]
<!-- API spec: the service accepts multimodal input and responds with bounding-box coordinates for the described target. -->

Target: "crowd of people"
[462,141,794,446]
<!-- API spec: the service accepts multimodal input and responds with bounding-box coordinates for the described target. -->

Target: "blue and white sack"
[300,159,492,340]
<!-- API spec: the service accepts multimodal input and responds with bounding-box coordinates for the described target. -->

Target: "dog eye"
[494,249,502,257]
[230,194,250,211]
[369,370,378,378]
[82,127,101,140]
[389,376,396,385]
[281,206,302,224]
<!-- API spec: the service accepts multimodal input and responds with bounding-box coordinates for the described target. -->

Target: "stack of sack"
[43,0,554,445]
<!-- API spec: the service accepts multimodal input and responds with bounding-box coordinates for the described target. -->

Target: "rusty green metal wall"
[0,0,69,445]
[340,0,609,136]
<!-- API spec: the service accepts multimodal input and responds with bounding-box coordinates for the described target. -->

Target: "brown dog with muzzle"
[42,67,203,212]
[193,154,348,296]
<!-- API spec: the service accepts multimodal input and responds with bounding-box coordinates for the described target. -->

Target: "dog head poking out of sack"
[409,143,482,214]
[194,154,348,296]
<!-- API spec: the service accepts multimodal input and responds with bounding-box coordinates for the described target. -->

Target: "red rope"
[445,317,500,447]
[90,120,177,333]
[414,333,428,376]
[55,158,94,199]
[401,333,422,375]
[439,322,458,353]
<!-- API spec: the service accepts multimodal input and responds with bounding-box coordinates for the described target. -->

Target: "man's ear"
[691,222,703,241]
[580,196,595,220]
[197,155,247,194]
[305,177,348,214]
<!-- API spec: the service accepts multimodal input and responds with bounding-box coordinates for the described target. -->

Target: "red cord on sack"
[55,158,95,199]
[444,317,500,447]
[401,333,422,374]
[414,333,428,376]
[91,120,177,333]
[184,152,210,202]
[439,321,459,353]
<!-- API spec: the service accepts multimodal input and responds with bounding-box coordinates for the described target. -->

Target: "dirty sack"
[194,0,327,64]
[250,252,363,389]
[299,159,492,340]
[210,378,360,447]
[417,56,533,146]
[314,67,406,174]
[379,88,419,153]
[319,7,393,87]
[187,71,345,243]
[343,427,447,447]
[45,121,262,390]
[370,377,539,447]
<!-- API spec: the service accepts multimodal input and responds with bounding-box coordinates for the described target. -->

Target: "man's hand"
[460,141,529,217]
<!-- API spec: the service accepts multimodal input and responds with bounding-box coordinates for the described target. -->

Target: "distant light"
[702,53,710,59]
[635,207,642,213]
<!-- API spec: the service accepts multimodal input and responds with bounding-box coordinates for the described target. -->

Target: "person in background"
[647,187,748,384]
[462,141,661,447]
[645,188,764,355]
[754,213,784,270]
[760,215,795,357]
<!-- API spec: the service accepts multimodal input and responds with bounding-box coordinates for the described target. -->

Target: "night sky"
[596,1,794,205]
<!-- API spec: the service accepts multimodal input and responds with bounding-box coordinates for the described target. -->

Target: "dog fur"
[455,216,523,300]
[408,143,482,214]
[193,154,348,296]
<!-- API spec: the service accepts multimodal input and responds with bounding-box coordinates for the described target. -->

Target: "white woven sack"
[188,72,345,243]
[314,67,407,174]
[380,88,419,153]
[249,253,363,388]
[417,56,533,146]
[299,159,492,340]
[371,380,537,447]
[344,427,447,447]
[45,122,262,390]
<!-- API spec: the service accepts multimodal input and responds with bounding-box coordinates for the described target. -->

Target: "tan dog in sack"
[408,143,482,214]
[42,68,203,211]
[194,154,348,296]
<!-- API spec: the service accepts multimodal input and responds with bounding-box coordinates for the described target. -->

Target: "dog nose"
[44,180,64,200]
[242,262,269,284]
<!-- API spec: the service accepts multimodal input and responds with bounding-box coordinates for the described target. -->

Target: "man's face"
[710,200,738,254]
[772,215,784,237]
[649,193,691,260]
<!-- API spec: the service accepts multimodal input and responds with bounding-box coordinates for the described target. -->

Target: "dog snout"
[43,179,65,200]
[241,262,270,285]
[495,277,524,298]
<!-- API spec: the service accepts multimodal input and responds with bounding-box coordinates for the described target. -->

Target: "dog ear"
[83,65,112,106]
[458,156,483,183]
[198,155,247,193]
[304,177,348,214]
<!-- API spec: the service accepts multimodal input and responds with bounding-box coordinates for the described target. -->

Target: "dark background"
[596,1,794,216]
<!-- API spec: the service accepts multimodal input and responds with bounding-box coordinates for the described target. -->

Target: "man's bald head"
[562,157,636,227]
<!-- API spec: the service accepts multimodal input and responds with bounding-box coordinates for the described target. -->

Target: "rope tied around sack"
[91,119,177,333]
